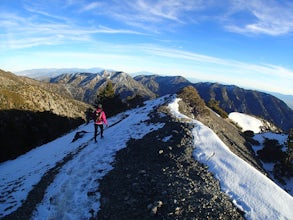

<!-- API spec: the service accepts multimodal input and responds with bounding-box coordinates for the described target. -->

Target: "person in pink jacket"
[93,104,108,142]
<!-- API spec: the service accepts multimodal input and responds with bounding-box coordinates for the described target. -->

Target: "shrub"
[177,86,207,117]
[243,130,255,138]
[274,162,293,182]
[242,130,260,145]
[126,94,145,108]
[257,138,285,163]
[207,99,228,118]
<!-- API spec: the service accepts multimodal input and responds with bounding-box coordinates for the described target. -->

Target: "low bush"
[257,138,285,163]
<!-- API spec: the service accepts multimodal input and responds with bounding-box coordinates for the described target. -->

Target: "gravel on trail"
[97,107,245,219]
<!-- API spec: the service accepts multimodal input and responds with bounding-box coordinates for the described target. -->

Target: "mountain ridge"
[48,71,156,104]
[1,94,292,219]
[135,75,293,131]
[16,68,293,107]
[8,68,293,131]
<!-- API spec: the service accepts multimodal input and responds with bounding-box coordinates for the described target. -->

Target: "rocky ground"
[3,99,265,220]
[96,106,245,219]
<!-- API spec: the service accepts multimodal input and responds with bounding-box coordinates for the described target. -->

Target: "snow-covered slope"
[0,96,292,219]
[229,111,292,195]
[0,97,165,219]
[170,99,293,220]
[228,112,280,133]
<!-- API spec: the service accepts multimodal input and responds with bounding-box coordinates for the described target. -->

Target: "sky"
[0,95,292,219]
[1,0,293,95]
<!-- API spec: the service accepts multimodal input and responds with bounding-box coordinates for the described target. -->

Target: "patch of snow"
[228,112,263,133]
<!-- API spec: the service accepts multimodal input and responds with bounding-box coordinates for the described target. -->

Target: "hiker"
[93,104,108,142]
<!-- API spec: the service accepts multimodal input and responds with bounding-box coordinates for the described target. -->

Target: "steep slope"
[0,69,89,118]
[270,91,293,110]
[194,82,293,131]
[134,74,191,96]
[176,86,267,174]
[0,69,92,162]
[49,70,156,104]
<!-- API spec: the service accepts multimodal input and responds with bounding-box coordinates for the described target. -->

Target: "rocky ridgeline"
[97,106,245,219]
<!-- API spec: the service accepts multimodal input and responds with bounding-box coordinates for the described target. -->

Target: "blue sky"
[1,0,293,95]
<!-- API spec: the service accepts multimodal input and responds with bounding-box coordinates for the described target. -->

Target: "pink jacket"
[94,109,108,125]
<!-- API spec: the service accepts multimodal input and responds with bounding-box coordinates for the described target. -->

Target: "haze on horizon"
[1,0,293,95]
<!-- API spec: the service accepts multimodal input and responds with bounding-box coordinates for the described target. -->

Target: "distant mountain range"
[133,75,293,131]
[9,68,293,131]
[48,70,156,104]
[16,67,104,80]
[16,68,293,110]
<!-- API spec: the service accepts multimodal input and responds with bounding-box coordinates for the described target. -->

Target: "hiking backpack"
[94,111,103,123]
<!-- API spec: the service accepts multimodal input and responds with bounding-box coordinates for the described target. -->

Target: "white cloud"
[225,0,293,35]
[0,9,143,50]
[81,2,104,12]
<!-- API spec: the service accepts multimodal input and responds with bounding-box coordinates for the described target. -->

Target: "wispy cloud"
[78,0,209,32]
[224,0,293,36]
[0,6,143,50]
[74,0,293,36]
[81,2,104,11]
[140,44,293,80]
[3,0,291,52]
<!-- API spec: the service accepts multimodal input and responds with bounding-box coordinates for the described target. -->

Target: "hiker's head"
[98,104,102,109]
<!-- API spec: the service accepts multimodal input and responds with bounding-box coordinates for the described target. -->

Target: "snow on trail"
[169,98,293,220]
[0,125,89,217]
[0,96,166,219]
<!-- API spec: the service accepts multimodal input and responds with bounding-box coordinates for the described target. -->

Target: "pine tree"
[104,80,115,98]
[285,129,293,166]
[94,80,127,117]
[273,129,293,181]
[95,80,115,107]
[207,99,228,118]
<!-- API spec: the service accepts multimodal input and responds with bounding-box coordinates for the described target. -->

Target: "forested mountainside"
[0,69,92,162]
[135,75,293,131]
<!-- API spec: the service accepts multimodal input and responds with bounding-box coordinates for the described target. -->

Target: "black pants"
[94,124,104,141]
